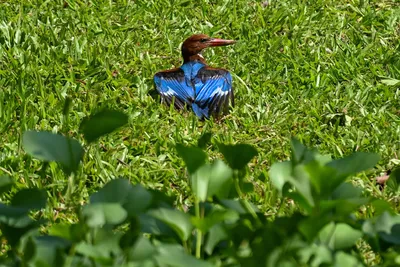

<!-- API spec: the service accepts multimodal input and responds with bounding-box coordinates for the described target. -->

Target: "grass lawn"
[0,0,399,263]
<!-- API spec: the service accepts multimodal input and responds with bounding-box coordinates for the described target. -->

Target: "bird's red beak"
[208,38,236,47]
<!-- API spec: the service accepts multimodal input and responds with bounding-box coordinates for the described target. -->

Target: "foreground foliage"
[1,111,400,266]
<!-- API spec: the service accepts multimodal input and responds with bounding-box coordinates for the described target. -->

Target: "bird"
[154,34,236,119]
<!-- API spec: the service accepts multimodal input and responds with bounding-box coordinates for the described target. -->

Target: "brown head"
[181,34,236,63]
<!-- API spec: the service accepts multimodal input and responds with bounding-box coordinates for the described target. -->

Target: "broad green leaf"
[82,203,127,227]
[290,138,329,165]
[129,236,157,262]
[191,209,238,233]
[370,199,395,215]
[299,216,331,241]
[291,165,314,207]
[269,161,291,192]
[291,138,310,164]
[90,179,152,217]
[11,188,47,211]
[387,168,400,193]
[176,144,207,174]
[319,222,362,250]
[320,198,369,216]
[124,185,153,216]
[23,131,84,173]
[0,175,13,196]
[332,182,362,199]
[270,162,314,208]
[334,252,364,267]
[80,109,128,143]
[327,152,379,179]
[35,235,71,249]
[155,243,213,267]
[365,212,400,245]
[304,160,337,196]
[75,230,122,261]
[147,208,193,241]
[90,178,132,204]
[217,143,258,170]
[190,160,233,202]
[0,203,33,227]
[48,223,85,243]
[299,244,332,267]
[197,132,212,149]
[139,214,178,238]
[27,236,67,267]
[218,199,259,214]
[204,224,228,255]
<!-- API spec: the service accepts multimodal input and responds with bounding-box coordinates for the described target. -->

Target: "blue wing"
[154,68,195,109]
[193,67,234,119]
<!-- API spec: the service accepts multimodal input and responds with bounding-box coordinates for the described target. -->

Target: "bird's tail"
[192,103,209,119]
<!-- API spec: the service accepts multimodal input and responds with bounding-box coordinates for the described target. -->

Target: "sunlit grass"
[0,0,399,233]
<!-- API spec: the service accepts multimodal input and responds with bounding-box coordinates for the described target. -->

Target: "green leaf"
[218,199,259,214]
[332,182,363,199]
[75,229,122,262]
[147,208,193,242]
[27,236,68,267]
[190,160,233,202]
[290,138,329,165]
[299,244,333,266]
[0,175,13,196]
[90,179,152,217]
[387,168,400,193]
[269,161,291,192]
[291,138,310,164]
[319,222,362,250]
[217,143,258,170]
[48,223,86,243]
[269,162,314,208]
[320,198,369,216]
[370,199,395,215]
[204,224,228,255]
[327,152,380,178]
[0,203,33,227]
[334,252,364,267]
[82,203,127,227]
[299,216,331,241]
[11,188,47,211]
[35,235,71,250]
[365,212,400,245]
[197,132,212,149]
[191,209,238,233]
[23,130,84,174]
[129,236,157,262]
[124,185,153,217]
[80,109,128,143]
[90,178,132,204]
[139,214,178,238]
[155,244,213,267]
[176,144,207,174]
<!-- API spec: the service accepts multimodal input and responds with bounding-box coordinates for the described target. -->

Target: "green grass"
[0,0,399,238]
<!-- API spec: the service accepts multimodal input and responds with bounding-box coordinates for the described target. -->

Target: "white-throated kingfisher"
[154,34,236,119]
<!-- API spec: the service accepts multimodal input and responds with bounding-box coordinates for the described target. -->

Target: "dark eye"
[200,38,208,43]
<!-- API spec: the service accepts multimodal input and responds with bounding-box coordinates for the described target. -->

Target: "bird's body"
[154,34,235,119]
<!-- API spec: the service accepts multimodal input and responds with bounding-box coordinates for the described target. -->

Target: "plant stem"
[233,172,262,226]
[195,198,202,259]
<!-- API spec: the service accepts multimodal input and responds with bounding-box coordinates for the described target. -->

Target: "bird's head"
[181,34,236,62]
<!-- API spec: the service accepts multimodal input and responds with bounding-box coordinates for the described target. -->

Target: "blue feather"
[154,63,233,119]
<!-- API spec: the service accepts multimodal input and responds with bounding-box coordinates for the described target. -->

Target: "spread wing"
[153,68,195,109]
[193,67,234,118]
